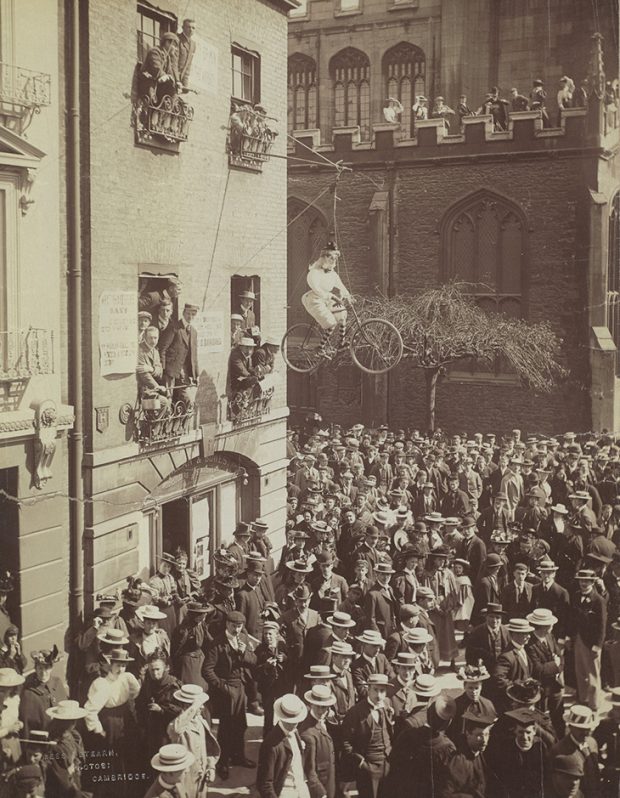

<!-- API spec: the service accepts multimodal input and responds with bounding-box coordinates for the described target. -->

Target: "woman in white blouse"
[84,647,140,793]
[301,242,351,357]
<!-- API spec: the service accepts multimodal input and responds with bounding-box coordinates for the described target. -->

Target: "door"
[161,498,191,558]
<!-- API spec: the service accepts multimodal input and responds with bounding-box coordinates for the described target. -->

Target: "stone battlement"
[289,106,619,165]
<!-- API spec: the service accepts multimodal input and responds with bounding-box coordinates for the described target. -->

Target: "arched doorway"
[287,198,328,414]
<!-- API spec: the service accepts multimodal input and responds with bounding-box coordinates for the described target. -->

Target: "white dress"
[301,265,351,330]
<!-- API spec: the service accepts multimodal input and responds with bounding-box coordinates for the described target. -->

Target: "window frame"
[0,174,21,334]
[383,42,425,138]
[136,1,177,64]
[330,47,371,140]
[231,44,261,106]
[336,0,362,15]
[288,53,318,133]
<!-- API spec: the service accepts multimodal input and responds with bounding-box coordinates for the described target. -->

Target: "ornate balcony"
[228,103,278,172]
[0,328,54,381]
[227,386,275,426]
[0,63,51,133]
[134,94,194,149]
[133,395,197,447]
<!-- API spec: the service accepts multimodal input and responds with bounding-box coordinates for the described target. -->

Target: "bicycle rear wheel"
[350,318,404,374]
[282,323,323,373]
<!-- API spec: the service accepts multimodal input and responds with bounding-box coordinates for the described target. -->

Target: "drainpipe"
[68,0,84,629]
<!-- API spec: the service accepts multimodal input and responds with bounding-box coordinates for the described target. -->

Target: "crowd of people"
[383,74,620,132]
[4,422,620,796]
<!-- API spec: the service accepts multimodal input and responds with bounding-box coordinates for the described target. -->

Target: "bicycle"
[281,298,404,375]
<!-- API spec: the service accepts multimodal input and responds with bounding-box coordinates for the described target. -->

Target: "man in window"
[177,19,196,90]
[238,289,257,329]
[160,303,199,407]
[139,31,181,105]
[139,276,182,317]
[137,326,171,409]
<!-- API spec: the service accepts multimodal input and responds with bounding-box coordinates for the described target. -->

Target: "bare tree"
[356,283,566,431]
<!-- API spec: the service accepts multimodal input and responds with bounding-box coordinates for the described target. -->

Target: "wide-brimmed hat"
[173,684,209,704]
[356,629,385,647]
[537,558,558,571]
[286,558,313,574]
[405,627,433,645]
[374,562,395,576]
[0,667,24,688]
[575,569,597,581]
[252,518,269,532]
[304,684,337,706]
[392,652,418,668]
[304,665,335,680]
[326,611,355,629]
[366,673,389,686]
[413,673,440,697]
[456,663,491,682]
[187,601,214,615]
[526,608,558,626]
[425,512,445,524]
[137,604,167,621]
[46,700,87,721]
[158,552,177,566]
[507,618,534,634]
[274,693,308,725]
[373,510,390,526]
[506,679,541,705]
[97,628,129,646]
[564,704,596,729]
[327,640,355,657]
[151,743,195,772]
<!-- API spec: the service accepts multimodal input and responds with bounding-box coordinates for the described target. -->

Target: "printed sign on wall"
[99,291,137,376]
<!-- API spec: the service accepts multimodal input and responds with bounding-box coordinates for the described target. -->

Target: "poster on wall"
[99,290,137,376]
[191,493,211,580]
[196,309,225,357]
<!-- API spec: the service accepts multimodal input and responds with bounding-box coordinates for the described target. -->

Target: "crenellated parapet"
[289,105,618,167]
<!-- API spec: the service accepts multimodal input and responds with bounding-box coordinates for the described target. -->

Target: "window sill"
[388,1,419,10]
[334,9,362,18]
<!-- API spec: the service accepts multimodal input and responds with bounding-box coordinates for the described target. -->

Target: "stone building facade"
[287,0,620,434]
[0,1,73,656]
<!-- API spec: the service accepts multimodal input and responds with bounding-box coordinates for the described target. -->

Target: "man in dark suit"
[177,19,196,89]
[300,684,337,798]
[363,562,399,640]
[525,608,565,737]
[471,554,503,624]
[440,473,470,517]
[226,336,262,399]
[203,610,257,780]
[501,562,534,619]
[160,302,199,404]
[139,33,180,103]
[351,630,394,699]
[487,707,546,798]
[477,492,511,542]
[280,584,320,686]
[257,693,311,798]
[531,558,571,641]
[236,558,266,640]
[568,569,607,711]
[455,516,487,586]
[549,705,601,798]
[341,673,393,798]
[465,603,510,676]
[491,617,533,712]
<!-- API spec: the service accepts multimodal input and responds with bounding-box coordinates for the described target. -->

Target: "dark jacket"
[491,644,531,711]
[526,631,563,693]
[465,622,511,671]
[227,345,259,395]
[531,581,571,640]
[160,318,198,380]
[341,698,393,779]
[364,582,399,639]
[299,715,337,798]
[570,589,607,648]
[236,582,266,639]
[500,581,534,619]
[455,535,487,586]
[351,653,394,698]
[257,724,307,798]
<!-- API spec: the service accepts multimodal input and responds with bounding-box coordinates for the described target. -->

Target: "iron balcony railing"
[0,63,51,109]
[227,386,274,426]
[0,328,54,381]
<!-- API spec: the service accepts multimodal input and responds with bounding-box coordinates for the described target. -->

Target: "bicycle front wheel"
[282,323,323,373]
[350,318,404,374]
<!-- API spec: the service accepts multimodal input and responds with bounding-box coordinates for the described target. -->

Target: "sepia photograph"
[0,0,619,795]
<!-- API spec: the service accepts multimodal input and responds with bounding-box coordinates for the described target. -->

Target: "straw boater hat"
[425,512,445,524]
[413,674,441,697]
[356,630,386,647]
[305,684,337,707]
[136,604,167,622]
[151,743,195,772]
[96,628,129,646]
[274,694,308,725]
[391,652,418,668]
[564,705,596,730]
[326,611,356,629]
[46,700,87,721]
[304,665,335,680]
[106,648,134,663]
[405,628,433,646]
[526,608,558,626]
[327,640,355,657]
[0,668,25,689]
[173,684,209,705]
[286,558,313,574]
[507,618,534,634]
